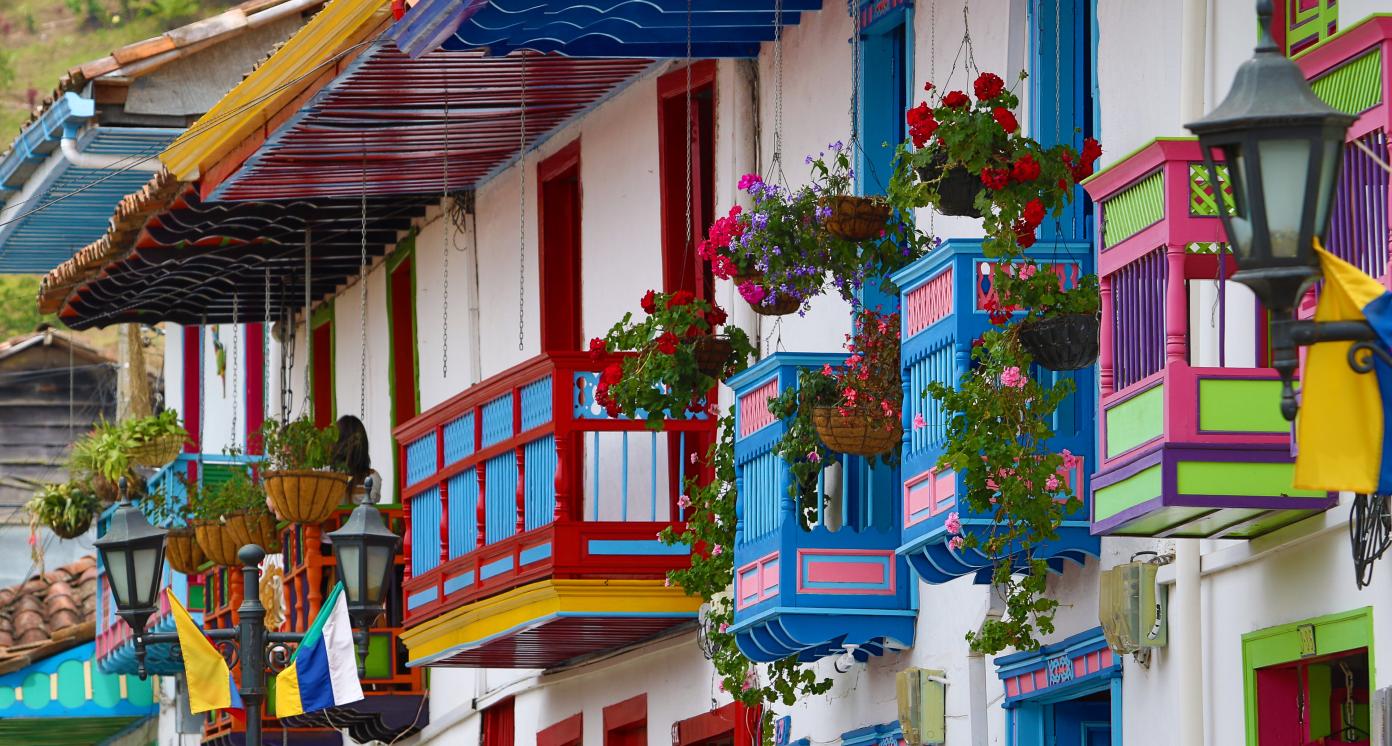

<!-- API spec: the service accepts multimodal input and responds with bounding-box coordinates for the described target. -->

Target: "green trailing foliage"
[27,481,101,537]
[259,416,339,471]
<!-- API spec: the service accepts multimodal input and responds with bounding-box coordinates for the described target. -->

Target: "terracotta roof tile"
[0,556,98,674]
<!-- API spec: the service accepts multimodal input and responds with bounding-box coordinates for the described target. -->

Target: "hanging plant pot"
[734,271,800,316]
[916,154,984,218]
[128,433,186,469]
[192,519,242,567]
[165,527,207,574]
[1018,313,1100,371]
[224,510,282,554]
[820,195,892,241]
[46,513,93,540]
[92,475,118,502]
[691,335,736,379]
[264,470,351,525]
[812,406,902,458]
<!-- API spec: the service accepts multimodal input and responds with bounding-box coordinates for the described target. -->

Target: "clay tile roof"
[0,556,99,675]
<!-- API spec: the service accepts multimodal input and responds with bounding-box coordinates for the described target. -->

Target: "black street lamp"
[1185,0,1357,421]
[94,477,397,746]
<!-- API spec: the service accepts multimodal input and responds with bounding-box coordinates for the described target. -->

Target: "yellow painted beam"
[400,579,700,664]
[160,0,391,181]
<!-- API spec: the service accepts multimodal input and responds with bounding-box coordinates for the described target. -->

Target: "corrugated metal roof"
[160,0,393,181]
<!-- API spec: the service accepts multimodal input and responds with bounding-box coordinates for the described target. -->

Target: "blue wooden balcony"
[892,239,1099,583]
[727,353,916,664]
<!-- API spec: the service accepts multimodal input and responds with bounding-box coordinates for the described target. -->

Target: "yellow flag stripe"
[166,588,232,714]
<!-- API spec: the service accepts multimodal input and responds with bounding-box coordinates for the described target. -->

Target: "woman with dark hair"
[332,415,381,504]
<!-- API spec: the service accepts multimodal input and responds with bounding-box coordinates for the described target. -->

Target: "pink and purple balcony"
[393,352,709,669]
[891,238,1099,583]
[727,353,916,664]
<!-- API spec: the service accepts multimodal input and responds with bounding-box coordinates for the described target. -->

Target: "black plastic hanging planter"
[1018,314,1100,371]
[916,154,984,218]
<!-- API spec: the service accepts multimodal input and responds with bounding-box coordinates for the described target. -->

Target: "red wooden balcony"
[394,352,711,669]
[201,505,426,746]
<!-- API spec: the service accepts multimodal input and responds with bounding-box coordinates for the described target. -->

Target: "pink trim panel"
[905,267,953,337]
[739,380,779,437]
[804,561,885,585]
[903,468,956,528]
[794,549,896,596]
[735,553,780,610]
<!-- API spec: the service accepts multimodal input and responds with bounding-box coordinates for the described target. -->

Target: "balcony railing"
[892,239,1098,582]
[1083,140,1337,538]
[392,351,710,666]
[727,353,916,664]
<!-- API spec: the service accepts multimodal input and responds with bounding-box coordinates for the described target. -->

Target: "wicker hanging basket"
[92,475,118,503]
[1018,313,1100,371]
[46,514,93,540]
[165,527,207,574]
[127,433,187,468]
[691,335,736,379]
[263,470,351,525]
[812,406,903,458]
[224,511,282,554]
[820,195,892,241]
[192,519,243,567]
[917,156,984,218]
[734,271,800,316]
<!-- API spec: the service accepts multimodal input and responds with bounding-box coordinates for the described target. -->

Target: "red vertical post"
[553,358,570,523]
[475,404,487,549]
[245,323,266,454]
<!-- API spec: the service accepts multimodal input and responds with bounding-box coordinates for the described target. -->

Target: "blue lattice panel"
[890,239,1099,584]
[725,353,916,664]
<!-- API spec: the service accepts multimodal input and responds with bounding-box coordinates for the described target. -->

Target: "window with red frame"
[657,61,717,303]
[310,308,334,429]
[538,713,582,746]
[538,140,583,353]
[482,698,515,746]
[673,702,762,746]
[603,694,646,746]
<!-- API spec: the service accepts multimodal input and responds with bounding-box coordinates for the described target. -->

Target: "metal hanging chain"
[199,313,207,468]
[518,52,528,352]
[769,0,786,182]
[281,278,295,425]
[360,137,370,418]
[442,68,452,377]
[302,227,313,415]
[682,0,694,291]
[848,0,861,159]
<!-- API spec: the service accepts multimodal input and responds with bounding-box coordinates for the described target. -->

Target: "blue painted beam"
[0,92,94,198]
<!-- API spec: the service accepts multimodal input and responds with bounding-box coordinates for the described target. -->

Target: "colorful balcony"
[394,352,708,669]
[1082,139,1338,538]
[893,239,1099,583]
[201,504,426,746]
[727,353,916,663]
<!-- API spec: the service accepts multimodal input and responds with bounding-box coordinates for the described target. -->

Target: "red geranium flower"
[906,102,939,148]
[588,337,607,360]
[992,106,1019,133]
[1011,154,1040,182]
[980,167,1010,191]
[705,305,728,327]
[1013,219,1037,248]
[1022,198,1046,227]
[942,90,970,108]
[640,290,657,314]
[923,81,936,93]
[601,363,623,385]
[973,72,1005,101]
[656,331,679,355]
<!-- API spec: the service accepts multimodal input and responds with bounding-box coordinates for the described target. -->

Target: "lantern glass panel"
[1255,138,1313,259]
[1217,145,1254,260]
[104,548,131,609]
[132,546,161,608]
[337,543,362,604]
[1313,137,1341,238]
[365,546,391,605]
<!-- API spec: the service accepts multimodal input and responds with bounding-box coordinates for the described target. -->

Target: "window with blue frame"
[1031,0,1098,243]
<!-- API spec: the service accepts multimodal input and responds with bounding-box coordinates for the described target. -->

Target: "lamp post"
[94,478,398,746]
[1185,0,1357,420]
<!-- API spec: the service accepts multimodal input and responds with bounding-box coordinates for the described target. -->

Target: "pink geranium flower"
[948,536,965,551]
[677,494,692,509]
[944,511,962,535]
[1000,366,1027,389]
[912,413,926,430]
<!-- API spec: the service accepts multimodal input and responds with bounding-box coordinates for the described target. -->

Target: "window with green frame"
[1243,607,1374,745]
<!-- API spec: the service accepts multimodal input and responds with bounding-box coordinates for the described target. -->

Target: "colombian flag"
[274,582,364,717]
[1294,246,1392,494]
[168,588,243,714]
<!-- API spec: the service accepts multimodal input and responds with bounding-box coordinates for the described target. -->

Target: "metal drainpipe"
[60,133,161,172]
[1176,0,1208,743]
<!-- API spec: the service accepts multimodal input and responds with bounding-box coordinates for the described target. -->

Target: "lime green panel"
[1106,384,1165,458]
[90,669,120,709]
[20,673,49,710]
[55,660,85,709]
[1093,463,1162,521]
[1174,460,1326,497]
[1103,170,1165,248]
[1112,506,1212,536]
[1308,664,1332,739]
[365,633,392,678]
[1311,50,1383,116]
[1225,510,1323,539]
[1167,507,1265,538]
[1198,379,1288,433]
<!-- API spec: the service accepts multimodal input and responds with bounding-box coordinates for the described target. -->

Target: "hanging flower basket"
[47,514,93,540]
[192,519,242,567]
[224,511,282,554]
[128,433,187,469]
[264,470,351,525]
[92,475,118,503]
[916,158,984,218]
[812,406,902,459]
[165,527,207,574]
[735,271,800,316]
[1017,313,1100,371]
[691,335,736,379]
[820,195,892,241]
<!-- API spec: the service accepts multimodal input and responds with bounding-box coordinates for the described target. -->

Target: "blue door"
[1052,700,1111,746]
